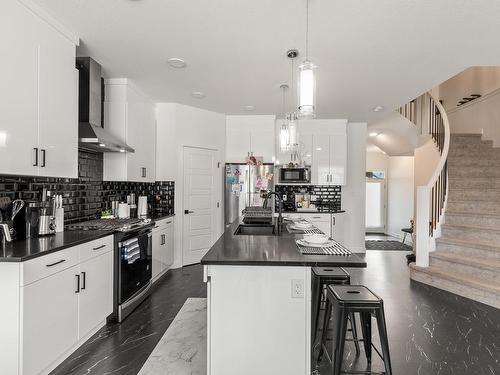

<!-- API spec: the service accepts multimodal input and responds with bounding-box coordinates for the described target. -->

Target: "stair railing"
[415,92,450,267]
[398,98,417,125]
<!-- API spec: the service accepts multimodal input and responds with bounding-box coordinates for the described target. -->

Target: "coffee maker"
[24,201,56,238]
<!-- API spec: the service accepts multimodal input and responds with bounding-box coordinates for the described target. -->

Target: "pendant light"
[298,0,316,119]
[279,84,290,152]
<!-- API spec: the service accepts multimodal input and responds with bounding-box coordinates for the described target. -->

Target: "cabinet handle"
[166,220,172,224]
[40,149,46,167]
[141,167,147,178]
[75,274,80,293]
[46,259,65,267]
[33,148,38,166]
[92,244,106,251]
[81,272,86,290]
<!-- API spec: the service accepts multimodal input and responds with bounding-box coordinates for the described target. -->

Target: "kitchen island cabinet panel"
[206,265,311,375]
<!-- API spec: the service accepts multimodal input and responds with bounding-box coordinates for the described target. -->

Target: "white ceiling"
[33,0,500,121]
[367,112,418,156]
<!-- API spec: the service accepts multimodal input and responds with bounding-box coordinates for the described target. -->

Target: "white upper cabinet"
[303,120,348,186]
[226,115,275,163]
[38,23,78,178]
[103,79,156,182]
[0,1,78,178]
[312,134,331,184]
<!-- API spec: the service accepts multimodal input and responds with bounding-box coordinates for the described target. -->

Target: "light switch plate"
[291,279,304,298]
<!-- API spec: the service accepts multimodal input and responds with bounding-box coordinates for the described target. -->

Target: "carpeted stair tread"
[441,223,500,233]
[410,264,500,295]
[436,237,500,252]
[430,251,500,272]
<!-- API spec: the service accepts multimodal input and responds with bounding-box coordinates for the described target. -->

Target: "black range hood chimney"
[76,57,134,153]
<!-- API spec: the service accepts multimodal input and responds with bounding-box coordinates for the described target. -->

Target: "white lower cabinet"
[78,251,113,337]
[5,235,114,375]
[283,213,345,244]
[22,265,79,375]
[152,218,175,282]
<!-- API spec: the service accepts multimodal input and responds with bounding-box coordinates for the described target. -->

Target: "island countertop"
[201,218,366,267]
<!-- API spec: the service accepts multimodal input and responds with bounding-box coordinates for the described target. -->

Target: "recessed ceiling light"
[369,132,379,137]
[167,58,187,68]
[243,105,255,111]
[191,91,206,99]
[315,147,322,151]
[119,149,125,153]
[99,143,106,147]
[372,105,384,112]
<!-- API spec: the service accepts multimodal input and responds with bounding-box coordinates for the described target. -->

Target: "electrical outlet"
[283,194,287,201]
[292,279,304,298]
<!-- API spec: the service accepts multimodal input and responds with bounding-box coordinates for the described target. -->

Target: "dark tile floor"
[314,252,500,375]
[50,265,206,375]
[51,252,500,375]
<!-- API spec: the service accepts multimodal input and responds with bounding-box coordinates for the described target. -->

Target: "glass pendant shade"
[287,114,298,147]
[279,121,290,152]
[298,60,316,119]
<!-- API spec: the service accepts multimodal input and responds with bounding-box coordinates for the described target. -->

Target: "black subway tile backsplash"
[0,150,174,224]
[274,184,341,212]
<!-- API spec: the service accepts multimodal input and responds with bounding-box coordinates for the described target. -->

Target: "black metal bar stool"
[311,267,360,355]
[319,285,392,375]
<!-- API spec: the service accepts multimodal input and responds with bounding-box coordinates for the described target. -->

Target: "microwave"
[279,167,311,183]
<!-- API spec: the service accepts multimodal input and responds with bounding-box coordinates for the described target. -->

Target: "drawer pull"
[154,225,160,229]
[166,221,172,224]
[46,259,66,267]
[92,245,106,251]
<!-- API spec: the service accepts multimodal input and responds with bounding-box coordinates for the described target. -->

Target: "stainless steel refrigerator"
[225,163,275,225]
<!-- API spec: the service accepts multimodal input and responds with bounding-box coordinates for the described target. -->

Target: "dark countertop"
[150,213,175,221]
[0,214,175,263]
[201,218,366,267]
[0,230,112,262]
[282,210,346,214]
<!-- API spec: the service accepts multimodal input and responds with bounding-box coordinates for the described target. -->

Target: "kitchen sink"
[234,224,276,236]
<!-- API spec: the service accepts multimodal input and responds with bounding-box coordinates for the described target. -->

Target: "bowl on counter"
[303,234,329,244]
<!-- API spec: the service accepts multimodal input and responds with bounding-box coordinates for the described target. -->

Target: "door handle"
[184,210,194,214]
[92,244,106,251]
[40,149,46,167]
[33,148,38,166]
[81,272,86,290]
[75,274,80,294]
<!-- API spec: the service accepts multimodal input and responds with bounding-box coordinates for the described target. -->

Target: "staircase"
[411,133,500,309]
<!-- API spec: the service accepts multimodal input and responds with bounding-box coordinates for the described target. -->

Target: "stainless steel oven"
[114,225,153,322]
[279,167,311,183]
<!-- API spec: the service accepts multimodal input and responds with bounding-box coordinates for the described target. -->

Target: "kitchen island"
[201,218,366,375]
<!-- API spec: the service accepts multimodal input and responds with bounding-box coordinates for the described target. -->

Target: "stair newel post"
[416,186,431,267]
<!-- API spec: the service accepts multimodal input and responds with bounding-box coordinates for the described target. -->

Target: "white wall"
[447,88,500,147]
[342,122,367,253]
[439,66,500,111]
[366,151,388,173]
[156,103,226,268]
[387,156,414,242]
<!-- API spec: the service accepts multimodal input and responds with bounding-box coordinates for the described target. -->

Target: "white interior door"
[365,180,386,233]
[183,147,217,266]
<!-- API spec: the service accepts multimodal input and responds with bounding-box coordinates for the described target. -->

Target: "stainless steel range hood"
[76,57,134,153]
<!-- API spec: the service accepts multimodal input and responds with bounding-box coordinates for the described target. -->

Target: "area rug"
[365,240,413,251]
[138,298,207,375]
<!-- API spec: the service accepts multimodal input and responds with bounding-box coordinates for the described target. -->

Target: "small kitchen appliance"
[279,166,311,184]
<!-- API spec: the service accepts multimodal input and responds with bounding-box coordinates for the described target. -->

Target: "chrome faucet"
[263,192,283,235]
